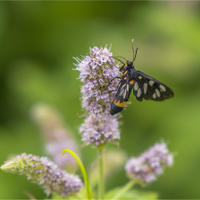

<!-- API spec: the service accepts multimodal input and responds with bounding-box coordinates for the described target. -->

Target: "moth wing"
[114,80,131,103]
[135,71,174,101]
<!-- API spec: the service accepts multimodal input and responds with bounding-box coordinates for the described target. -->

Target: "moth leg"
[119,64,126,72]
[113,57,126,72]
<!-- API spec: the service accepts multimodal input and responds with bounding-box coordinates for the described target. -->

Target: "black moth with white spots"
[110,40,174,115]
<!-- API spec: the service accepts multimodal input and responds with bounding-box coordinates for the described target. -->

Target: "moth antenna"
[132,39,139,61]
[113,56,128,62]
[133,47,139,61]
[113,57,125,66]
[132,39,134,61]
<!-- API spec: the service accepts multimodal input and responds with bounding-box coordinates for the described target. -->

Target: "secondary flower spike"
[74,45,121,146]
[80,115,120,146]
[125,142,173,183]
[31,103,79,169]
[1,153,83,197]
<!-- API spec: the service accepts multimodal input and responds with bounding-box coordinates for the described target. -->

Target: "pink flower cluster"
[74,45,121,146]
[125,143,173,183]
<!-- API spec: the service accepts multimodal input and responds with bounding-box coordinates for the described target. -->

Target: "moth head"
[127,60,133,67]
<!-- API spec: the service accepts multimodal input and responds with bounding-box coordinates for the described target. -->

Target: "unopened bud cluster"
[31,103,79,169]
[1,153,82,197]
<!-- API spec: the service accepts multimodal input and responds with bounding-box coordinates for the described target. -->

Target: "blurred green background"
[0,1,200,199]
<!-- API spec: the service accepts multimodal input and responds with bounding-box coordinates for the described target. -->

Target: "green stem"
[98,147,105,200]
[62,149,92,200]
[112,180,136,200]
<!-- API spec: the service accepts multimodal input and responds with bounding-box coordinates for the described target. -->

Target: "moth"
[110,40,174,115]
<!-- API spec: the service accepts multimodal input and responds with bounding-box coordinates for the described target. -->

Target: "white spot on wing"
[123,90,127,99]
[152,93,156,99]
[137,88,142,97]
[138,76,142,79]
[126,84,129,91]
[119,88,125,96]
[119,84,126,96]
[143,83,148,94]
[121,84,126,90]
[134,82,139,91]
[159,85,166,92]
[149,80,154,86]
[155,89,160,98]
